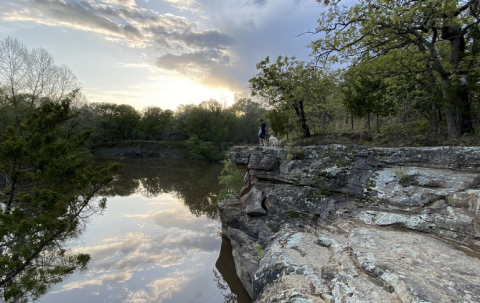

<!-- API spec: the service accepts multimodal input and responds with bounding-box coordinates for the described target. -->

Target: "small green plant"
[294,178,301,186]
[341,190,355,197]
[335,160,352,167]
[216,158,244,203]
[254,245,265,258]
[313,176,327,187]
[288,211,300,218]
[312,177,333,197]
[394,169,418,186]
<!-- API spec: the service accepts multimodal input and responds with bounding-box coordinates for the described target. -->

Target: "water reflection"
[215,237,252,303]
[35,158,248,303]
[99,158,222,219]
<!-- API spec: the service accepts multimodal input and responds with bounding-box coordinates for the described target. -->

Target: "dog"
[269,136,279,146]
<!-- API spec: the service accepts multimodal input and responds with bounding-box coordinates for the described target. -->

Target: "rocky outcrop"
[218,145,480,302]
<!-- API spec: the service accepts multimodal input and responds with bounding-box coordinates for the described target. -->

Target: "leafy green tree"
[249,56,333,138]
[184,100,235,150]
[266,106,297,139]
[310,0,480,136]
[0,95,119,302]
[90,103,140,141]
[342,71,391,132]
[231,98,267,144]
[137,107,174,140]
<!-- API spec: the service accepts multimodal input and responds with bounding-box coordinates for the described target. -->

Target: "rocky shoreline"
[218,145,480,302]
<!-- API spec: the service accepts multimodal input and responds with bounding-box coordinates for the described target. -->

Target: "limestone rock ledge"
[218,145,480,302]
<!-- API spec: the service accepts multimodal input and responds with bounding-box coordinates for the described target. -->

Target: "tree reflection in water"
[7,157,250,302]
[98,158,223,219]
[102,158,252,302]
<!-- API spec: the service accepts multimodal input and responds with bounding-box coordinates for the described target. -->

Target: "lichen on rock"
[219,145,480,302]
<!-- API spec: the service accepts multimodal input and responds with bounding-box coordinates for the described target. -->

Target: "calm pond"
[37,158,251,303]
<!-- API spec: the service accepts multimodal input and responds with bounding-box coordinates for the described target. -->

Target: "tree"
[266,106,297,139]
[90,103,140,141]
[231,98,267,143]
[184,100,235,149]
[249,56,331,138]
[342,70,391,132]
[0,37,80,109]
[0,37,81,135]
[137,107,174,140]
[0,93,119,302]
[310,0,480,136]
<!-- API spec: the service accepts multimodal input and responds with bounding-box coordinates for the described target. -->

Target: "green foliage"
[216,158,244,203]
[342,71,391,132]
[379,119,433,146]
[311,0,480,137]
[335,160,352,168]
[312,177,334,197]
[395,170,419,186]
[250,56,337,138]
[136,107,175,140]
[0,95,119,302]
[288,211,300,218]
[89,102,141,142]
[254,245,265,258]
[231,98,268,144]
[186,136,216,161]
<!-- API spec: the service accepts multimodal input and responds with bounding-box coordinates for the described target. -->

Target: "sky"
[0,0,324,110]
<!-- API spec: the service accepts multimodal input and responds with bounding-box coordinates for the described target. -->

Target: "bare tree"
[0,37,81,108]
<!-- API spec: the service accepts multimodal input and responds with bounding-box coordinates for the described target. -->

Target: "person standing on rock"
[259,119,267,146]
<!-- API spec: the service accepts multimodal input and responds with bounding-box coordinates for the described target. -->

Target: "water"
[37,158,251,303]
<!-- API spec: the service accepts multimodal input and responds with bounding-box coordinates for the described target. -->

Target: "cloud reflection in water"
[39,159,238,303]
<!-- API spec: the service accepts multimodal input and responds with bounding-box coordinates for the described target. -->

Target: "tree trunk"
[440,76,457,137]
[292,101,311,138]
[367,113,371,131]
[5,178,16,215]
[456,81,473,135]
[442,25,473,135]
[425,59,438,129]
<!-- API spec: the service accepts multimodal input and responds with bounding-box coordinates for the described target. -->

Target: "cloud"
[245,0,268,7]
[60,271,133,291]
[0,0,325,99]
[1,0,232,50]
[1,0,238,87]
[124,271,194,303]
[160,0,203,13]
[58,226,218,294]
[154,49,244,90]
[100,0,137,8]
[155,49,226,74]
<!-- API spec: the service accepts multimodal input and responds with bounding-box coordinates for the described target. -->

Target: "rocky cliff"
[218,145,480,302]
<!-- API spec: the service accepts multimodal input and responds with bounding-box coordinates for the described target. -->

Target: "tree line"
[72,98,267,148]
[249,0,480,143]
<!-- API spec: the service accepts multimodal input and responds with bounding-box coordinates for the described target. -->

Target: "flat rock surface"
[257,223,480,303]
